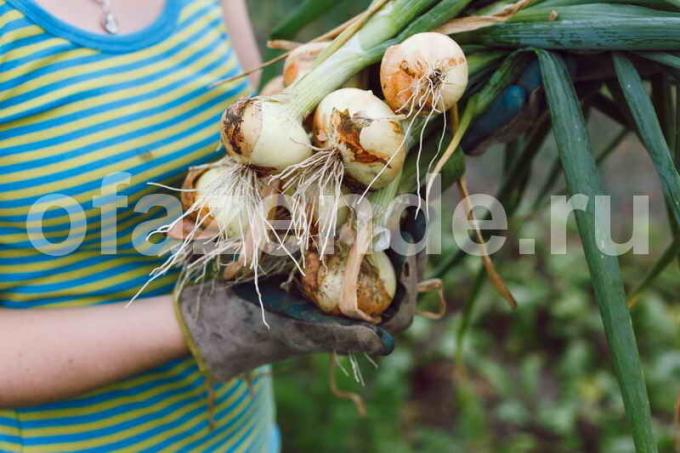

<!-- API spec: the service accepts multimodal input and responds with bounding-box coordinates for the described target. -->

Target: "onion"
[283,42,367,89]
[221,98,312,172]
[260,75,285,96]
[300,246,397,319]
[178,160,270,264]
[283,42,331,87]
[188,166,250,238]
[312,88,406,189]
[380,32,468,114]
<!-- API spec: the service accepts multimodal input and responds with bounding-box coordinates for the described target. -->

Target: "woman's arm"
[220,0,262,87]
[0,296,187,408]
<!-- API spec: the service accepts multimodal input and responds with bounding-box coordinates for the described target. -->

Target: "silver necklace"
[92,0,119,35]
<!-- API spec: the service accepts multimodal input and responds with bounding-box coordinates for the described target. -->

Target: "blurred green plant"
[272,217,680,452]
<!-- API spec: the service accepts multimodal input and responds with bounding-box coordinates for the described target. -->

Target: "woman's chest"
[0,16,250,249]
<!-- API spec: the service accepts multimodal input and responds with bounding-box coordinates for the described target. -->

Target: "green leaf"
[613,53,680,227]
[635,51,680,71]
[537,49,656,453]
[537,0,680,9]
[513,4,680,22]
[465,16,680,50]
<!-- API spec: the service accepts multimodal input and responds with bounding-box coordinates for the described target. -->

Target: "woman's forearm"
[221,0,262,87]
[0,295,188,408]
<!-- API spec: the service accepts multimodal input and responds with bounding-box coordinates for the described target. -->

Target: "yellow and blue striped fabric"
[0,0,277,450]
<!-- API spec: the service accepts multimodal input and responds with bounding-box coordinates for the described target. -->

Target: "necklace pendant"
[101,12,119,35]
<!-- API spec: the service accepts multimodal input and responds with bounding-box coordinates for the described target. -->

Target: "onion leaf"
[538,49,656,453]
[613,53,680,226]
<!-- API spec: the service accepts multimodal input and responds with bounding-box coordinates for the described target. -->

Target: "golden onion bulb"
[312,88,406,189]
[380,32,468,114]
[300,246,397,317]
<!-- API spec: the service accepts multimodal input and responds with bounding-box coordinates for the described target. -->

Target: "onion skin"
[221,98,312,172]
[313,88,406,189]
[300,246,397,318]
[180,166,209,220]
[380,32,468,114]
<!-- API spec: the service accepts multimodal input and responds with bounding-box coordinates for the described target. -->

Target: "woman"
[0,0,410,449]
[0,0,278,450]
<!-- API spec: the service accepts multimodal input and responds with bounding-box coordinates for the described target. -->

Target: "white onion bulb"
[221,98,312,172]
[188,167,249,238]
[313,88,406,189]
[300,246,397,317]
[380,32,468,114]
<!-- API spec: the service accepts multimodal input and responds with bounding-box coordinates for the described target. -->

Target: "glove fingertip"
[376,328,395,355]
[501,85,528,111]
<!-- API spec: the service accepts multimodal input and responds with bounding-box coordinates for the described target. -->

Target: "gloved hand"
[462,59,544,155]
[460,54,619,155]
[175,219,424,382]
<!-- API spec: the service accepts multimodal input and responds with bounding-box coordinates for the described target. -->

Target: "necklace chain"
[92,0,119,35]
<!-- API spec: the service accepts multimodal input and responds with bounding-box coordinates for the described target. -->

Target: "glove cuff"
[172,286,212,377]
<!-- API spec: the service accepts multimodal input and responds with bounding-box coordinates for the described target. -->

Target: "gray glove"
[176,250,419,382]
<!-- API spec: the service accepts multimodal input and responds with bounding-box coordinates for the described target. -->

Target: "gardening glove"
[175,216,424,382]
[462,59,544,155]
[461,54,624,155]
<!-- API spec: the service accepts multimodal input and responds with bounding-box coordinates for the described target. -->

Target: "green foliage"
[273,225,680,451]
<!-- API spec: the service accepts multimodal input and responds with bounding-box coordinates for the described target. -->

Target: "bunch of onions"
[275,87,406,263]
[219,0,437,174]
[151,0,471,318]
[300,244,397,322]
[380,32,468,115]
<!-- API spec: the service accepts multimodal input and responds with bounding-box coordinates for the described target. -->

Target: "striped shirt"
[0,0,277,451]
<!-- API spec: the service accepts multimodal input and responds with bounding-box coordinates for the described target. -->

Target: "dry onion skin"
[300,246,397,319]
[380,32,468,114]
[313,88,406,189]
